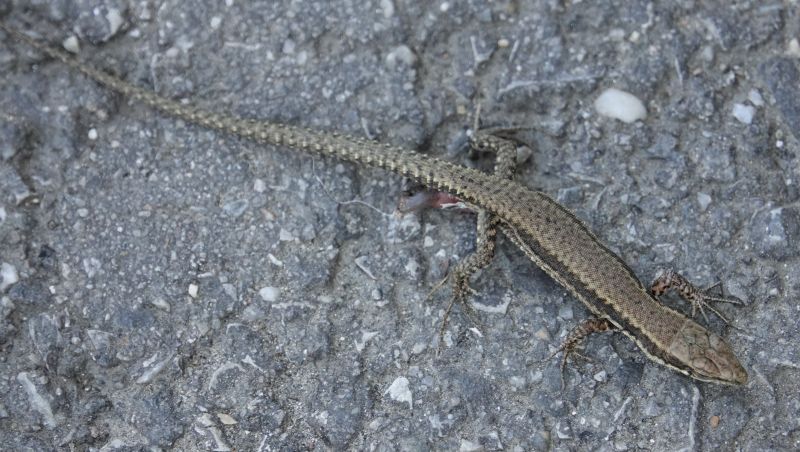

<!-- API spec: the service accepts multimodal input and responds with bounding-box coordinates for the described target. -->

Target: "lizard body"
[1,24,747,385]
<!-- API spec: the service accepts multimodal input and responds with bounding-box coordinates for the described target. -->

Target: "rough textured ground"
[1,0,799,450]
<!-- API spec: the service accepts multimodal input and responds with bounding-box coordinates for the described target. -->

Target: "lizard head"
[668,320,748,385]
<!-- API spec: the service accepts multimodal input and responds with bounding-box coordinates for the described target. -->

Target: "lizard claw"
[650,269,745,325]
[434,281,484,353]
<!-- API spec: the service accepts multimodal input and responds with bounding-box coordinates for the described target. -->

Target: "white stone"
[82,257,102,278]
[151,297,171,312]
[697,192,712,211]
[788,38,800,58]
[267,254,284,267]
[259,286,280,302]
[17,372,56,428]
[748,89,764,107]
[106,8,125,36]
[278,228,294,241]
[385,45,417,69]
[1,262,19,291]
[460,440,481,452]
[62,36,80,54]
[732,103,755,125]
[253,178,266,193]
[594,88,647,123]
[217,413,237,425]
[385,376,412,409]
[380,0,395,18]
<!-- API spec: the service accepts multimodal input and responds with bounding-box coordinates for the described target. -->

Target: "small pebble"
[593,370,607,382]
[1,263,19,291]
[150,297,171,312]
[748,89,764,107]
[62,36,80,54]
[222,199,248,218]
[105,8,125,36]
[697,192,712,211]
[710,415,720,428]
[594,88,647,123]
[217,413,237,425]
[253,178,266,193]
[787,38,800,58]
[385,376,413,409]
[385,45,417,69]
[380,0,395,18]
[259,286,280,302]
[732,103,755,124]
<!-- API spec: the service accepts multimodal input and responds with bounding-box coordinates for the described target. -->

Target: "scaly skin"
[1,23,747,384]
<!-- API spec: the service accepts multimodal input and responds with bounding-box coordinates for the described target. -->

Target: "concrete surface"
[1,0,798,450]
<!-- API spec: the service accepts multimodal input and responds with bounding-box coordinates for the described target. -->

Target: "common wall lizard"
[1,24,748,385]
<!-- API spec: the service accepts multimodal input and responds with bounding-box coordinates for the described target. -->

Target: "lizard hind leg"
[466,129,519,180]
[466,99,533,181]
[650,268,745,325]
[422,125,526,348]
[537,318,618,390]
[432,126,526,348]
[429,210,498,350]
[411,115,529,348]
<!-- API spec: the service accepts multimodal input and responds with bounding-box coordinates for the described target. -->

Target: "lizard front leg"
[650,268,744,324]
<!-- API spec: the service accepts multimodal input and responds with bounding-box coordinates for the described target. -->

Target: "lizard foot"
[536,318,616,390]
[650,268,745,325]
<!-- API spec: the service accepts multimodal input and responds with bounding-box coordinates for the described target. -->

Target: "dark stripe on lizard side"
[498,222,692,374]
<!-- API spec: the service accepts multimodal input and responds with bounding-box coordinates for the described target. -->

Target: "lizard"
[0,23,748,385]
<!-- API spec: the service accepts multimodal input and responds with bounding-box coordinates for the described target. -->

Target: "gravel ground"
[1,0,799,450]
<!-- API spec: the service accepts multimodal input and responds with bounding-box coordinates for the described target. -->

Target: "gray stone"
[761,58,800,139]
[127,385,186,448]
[751,207,800,260]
